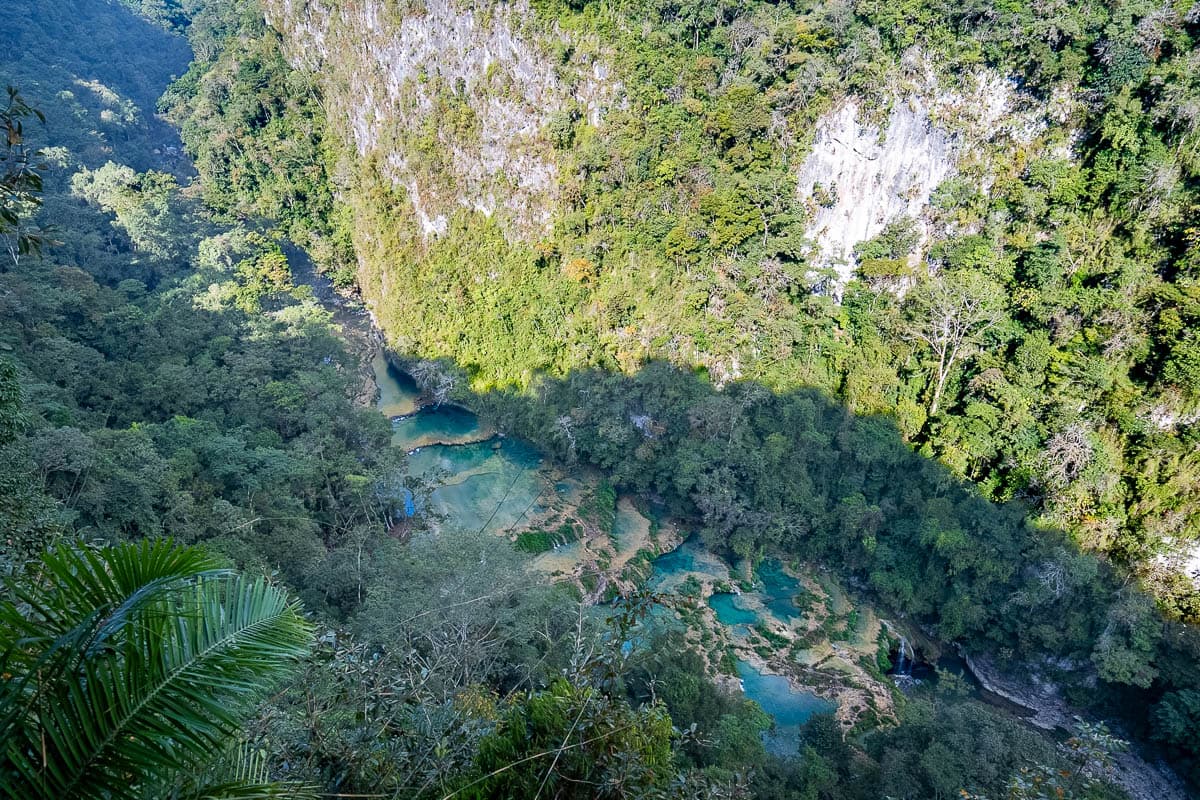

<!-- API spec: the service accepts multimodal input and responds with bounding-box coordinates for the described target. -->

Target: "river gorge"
[289,239,1190,797]
[319,273,1014,755]
[301,288,1182,800]
[7,0,1199,795]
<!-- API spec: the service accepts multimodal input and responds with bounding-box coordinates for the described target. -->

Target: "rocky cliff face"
[266,0,617,238]
[797,65,1054,286]
[962,651,1192,800]
[267,0,1057,293]
[797,97,954,284]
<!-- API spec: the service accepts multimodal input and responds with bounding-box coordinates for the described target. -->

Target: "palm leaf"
[159,741,317,800]
[0,540,313,800]
[0,541,230,748]
[1,539,227,664]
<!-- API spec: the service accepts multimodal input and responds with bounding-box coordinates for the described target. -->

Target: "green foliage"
[0,86,53,264]
[0,539,314,800]
[235,0,1200,630]
[459,679,675,800]
[1091,590,1163,688]
[8,0,1200,796]
[864,688,1063,800]
[751,713,859,800]
[1153,689,1200,783]
[483,363,1109,659]
[71,162,198,265]
[0,359,67,572]
[232,238,293,311]
[0,1,400,625]
[115,0,195,33]
[515,529,555,553]
[961,722,1130,800]
[515,521,580,553]
[854,217,920,282]
[755,623,790,647]
[251,534,630,799]
[580,480,618,533]
[160,2,350,275]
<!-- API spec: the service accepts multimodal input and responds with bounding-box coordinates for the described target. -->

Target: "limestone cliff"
[261,2,1076,393]
[266,0,617,238]
[266,1,1062,297]
[797,63,1056,286]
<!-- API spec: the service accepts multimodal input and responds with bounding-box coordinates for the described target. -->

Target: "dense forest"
[233,0,1200,615]
[2,0,1200,799]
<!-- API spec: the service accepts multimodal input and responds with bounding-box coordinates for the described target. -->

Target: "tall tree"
[0,360,66,574]
[905,270,1006,417]
[0,86,52,267]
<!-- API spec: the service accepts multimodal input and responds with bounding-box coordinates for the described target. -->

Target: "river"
[282,240,1195,793]
[365,341,840,755]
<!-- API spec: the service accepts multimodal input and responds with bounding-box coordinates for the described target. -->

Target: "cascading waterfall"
[894,635,914,678]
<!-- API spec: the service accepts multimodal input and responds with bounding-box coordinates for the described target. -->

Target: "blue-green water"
[375,351,835,756]
[649,537,730,591]
[391,404,485,450]
[368,350,566,538]
[652,539,701,575]
[757,560,806,622]
[372,351,421,418]
[372,355,492,449]
[647,542,832,756]
[709,593,757,627]
[737,661,837,756]
[406,440,497,476]
[611,501,642,546]
[405,439,552,534]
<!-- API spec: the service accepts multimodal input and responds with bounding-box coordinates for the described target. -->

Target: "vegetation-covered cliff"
[5,0,1200,798]
[215,0,1200,616]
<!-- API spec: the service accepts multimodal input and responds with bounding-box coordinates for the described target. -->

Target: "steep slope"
[269,0,617,236]
[241,0,1200,614]
[796,67,1050,286]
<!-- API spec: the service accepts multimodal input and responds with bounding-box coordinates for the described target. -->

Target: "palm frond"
[0,540,313,800]
[160,741,318,800]
[1,539,227,664]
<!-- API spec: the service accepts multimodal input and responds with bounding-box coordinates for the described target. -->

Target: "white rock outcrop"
[797,96,954,284]
[797,67,1045,287]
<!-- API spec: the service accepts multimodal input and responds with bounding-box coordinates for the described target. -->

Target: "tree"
[234,241,293,312]
[0,360,67,574]
[0,86,52,267]
[70,162,195,264]
[905,270,1006,417]
[960,721,1128,800]
[456,680,676,800]
[1091,589,1162,688]
[0,539,314,800]
[1152,690,1200,759]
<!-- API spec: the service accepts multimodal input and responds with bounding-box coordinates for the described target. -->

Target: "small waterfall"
[890,635,924,690]
[902,638,916,676]
[895,635,911,676]
[880,621,920,685]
